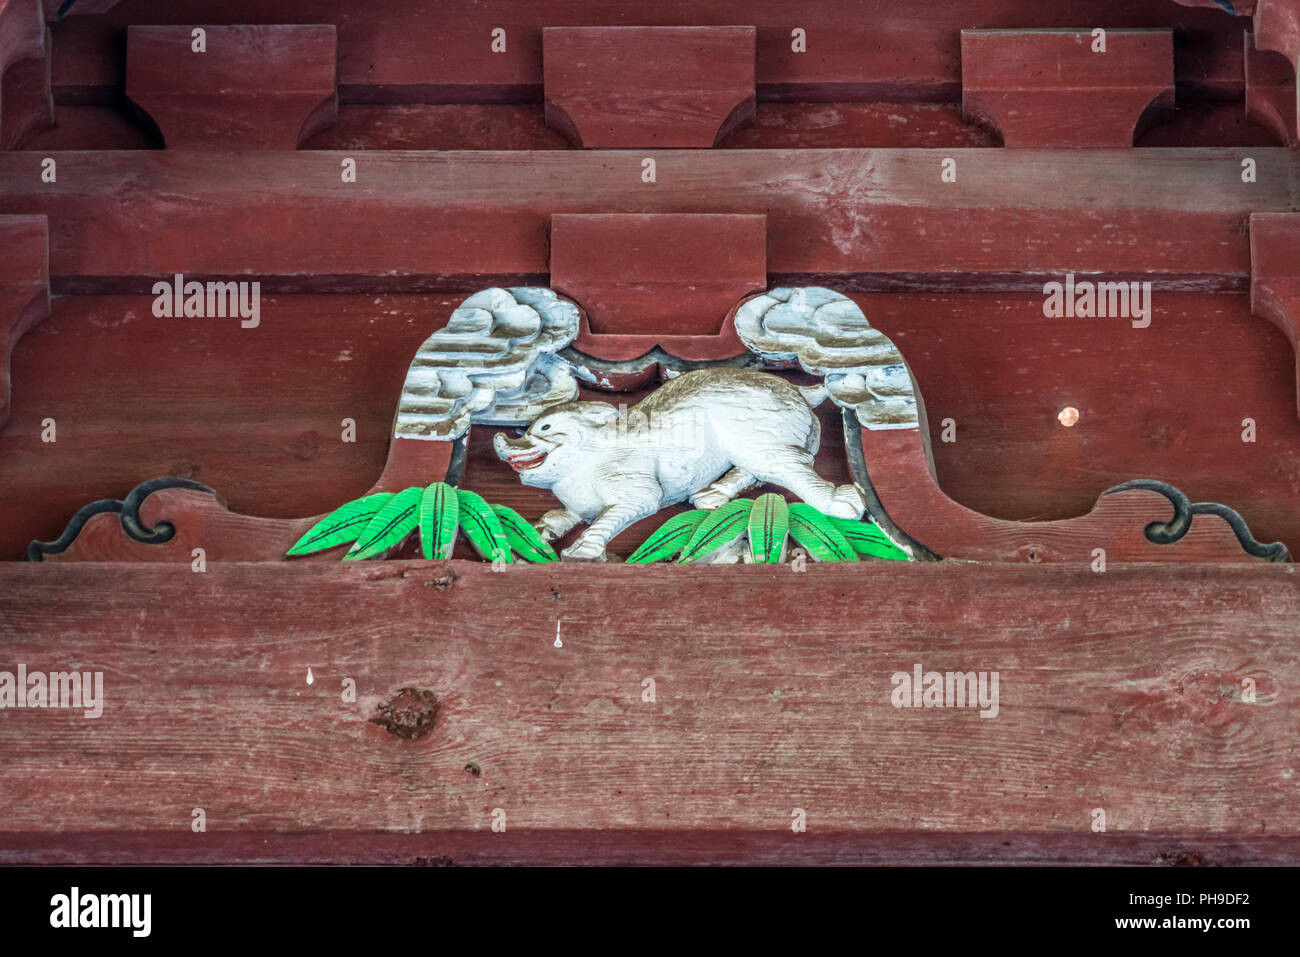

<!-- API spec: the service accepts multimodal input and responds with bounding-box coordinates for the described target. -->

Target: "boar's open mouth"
[507,449,548,472]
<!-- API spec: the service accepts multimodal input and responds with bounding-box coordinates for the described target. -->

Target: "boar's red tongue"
[508,449,547,472]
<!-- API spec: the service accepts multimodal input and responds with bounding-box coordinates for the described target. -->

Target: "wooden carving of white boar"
[493,367,866,560]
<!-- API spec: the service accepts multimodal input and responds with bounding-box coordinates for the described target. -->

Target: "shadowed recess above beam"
[125,24,338,149]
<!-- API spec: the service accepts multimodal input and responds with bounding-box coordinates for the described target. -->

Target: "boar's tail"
[797,383,828,408]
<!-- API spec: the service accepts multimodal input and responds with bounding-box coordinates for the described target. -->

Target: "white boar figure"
[493,368,866,561]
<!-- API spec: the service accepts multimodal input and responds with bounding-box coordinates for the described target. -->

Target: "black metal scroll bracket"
[26,477,222,562]
[1102,478,1291,563]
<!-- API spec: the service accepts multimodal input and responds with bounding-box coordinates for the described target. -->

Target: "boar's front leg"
[535,508,581,543]
[563,500,660,562]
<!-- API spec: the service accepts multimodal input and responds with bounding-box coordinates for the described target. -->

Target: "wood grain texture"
[0,560,1296,864]
[125,24,338,150]
[961,29,1175,148]
[0,149,1290,292]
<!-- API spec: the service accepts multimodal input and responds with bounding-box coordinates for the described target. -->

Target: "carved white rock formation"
[734,287,919,430]
[395,287,580,441]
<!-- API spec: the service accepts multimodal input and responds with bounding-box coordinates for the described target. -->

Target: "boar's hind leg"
[689,467,757,510]
[742,445,866,520]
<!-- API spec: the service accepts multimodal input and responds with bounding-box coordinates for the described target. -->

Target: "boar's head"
[493,401,621,488]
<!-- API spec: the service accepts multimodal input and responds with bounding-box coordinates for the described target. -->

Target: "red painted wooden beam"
[961,29,1175,147]
[0,214,47,431]
[1249,212,1300,418]
[0,149,1288,292]
[1245,28,1297,143]
[125,24,338,149]
[1,561,1297,864]
[543,26,755,147]
[551,213,764,358]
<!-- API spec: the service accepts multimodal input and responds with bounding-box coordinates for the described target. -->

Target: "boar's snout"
[494,431,551,473]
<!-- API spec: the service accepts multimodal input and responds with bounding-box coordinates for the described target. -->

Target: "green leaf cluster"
[287,483,558,563]
[625,493,909,564]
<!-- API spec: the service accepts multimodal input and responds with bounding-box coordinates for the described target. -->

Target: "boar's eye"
[540,424,551,431]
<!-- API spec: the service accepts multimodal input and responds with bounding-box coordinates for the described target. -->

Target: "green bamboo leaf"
[678,499,752,563]
[829,516,910,561]
[287,493,395,556]
[457,489,512,563]
[788,503,857,562]
[419,482,460,560]
[492,504,558,563]
[747,493,789,564]
[344,487,423,561]
[625,510,709,563]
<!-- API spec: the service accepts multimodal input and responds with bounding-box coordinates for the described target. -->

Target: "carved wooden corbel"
[1245,29,1297,145]
[125,24,339,150]
[542,26,756,148]
[0,0,51,149]
[0,213,49,431]
[960,29,1175,147]
[1250,212,1300,418]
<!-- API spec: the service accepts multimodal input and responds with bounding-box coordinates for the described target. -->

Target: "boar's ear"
[577,402,620,425]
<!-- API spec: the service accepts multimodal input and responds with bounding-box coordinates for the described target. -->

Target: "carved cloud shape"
[395,287,580,440]
[734,287,919,430]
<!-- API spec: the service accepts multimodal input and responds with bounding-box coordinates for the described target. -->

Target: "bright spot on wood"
[1058,407,1079,427]
[306,667,315,685]
[554,621,562,648]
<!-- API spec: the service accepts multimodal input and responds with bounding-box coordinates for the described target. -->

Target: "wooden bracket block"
[960,29,1175,147]
[543,26,755,148]
[1246,28,1297,144]
[0,25,51,148]
[1249,212,1300,419]
[0,0,49,148]
[0,214,48,430]
[550,213,765,360]
[1251,0,1300,136]
[126,24,338,150]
